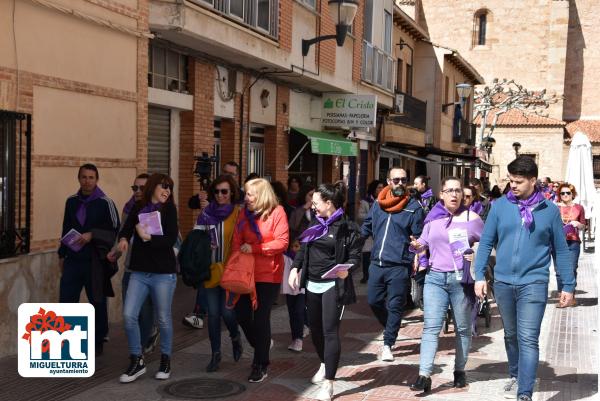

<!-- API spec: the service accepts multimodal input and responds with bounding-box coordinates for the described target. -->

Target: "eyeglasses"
[131,185,145,192]
[160,183,173,190]
[213,188,230,195]
[389,177,407,185]
[442,188,463,195]
[464,195,473,198]
[560,191,572,196]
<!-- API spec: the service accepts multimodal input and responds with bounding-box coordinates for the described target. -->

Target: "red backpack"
[220,250,257,310]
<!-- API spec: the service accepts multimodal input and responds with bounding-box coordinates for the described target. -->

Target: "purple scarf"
[419,188,434,209]
[424,201,467,227]
[75,186,106,226]
[123,195,136,215]
[139,201,161,215]
[237,207,263,242]
[299,207,344,243]
[470,200,484,215]
[197,202,234,225]
[506,189,545,229]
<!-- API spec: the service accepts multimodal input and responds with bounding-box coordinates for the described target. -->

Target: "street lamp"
[442,83,472,113]
[302,0,359,57]
[482,136,496,157]
[512,141,521,157]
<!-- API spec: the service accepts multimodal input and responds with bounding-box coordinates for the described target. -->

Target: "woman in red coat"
[232,177,289,382]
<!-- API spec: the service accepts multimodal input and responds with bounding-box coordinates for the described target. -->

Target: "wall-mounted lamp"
[512,141,521,157]
[302,0,359,57]
[482,136,496,157]
[442,83,472,113]
[260,89,270,108]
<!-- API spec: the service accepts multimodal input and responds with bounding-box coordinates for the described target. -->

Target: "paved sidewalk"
[0,252,597,401]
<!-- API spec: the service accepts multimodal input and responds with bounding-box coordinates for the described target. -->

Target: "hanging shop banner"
[321,94,377,128]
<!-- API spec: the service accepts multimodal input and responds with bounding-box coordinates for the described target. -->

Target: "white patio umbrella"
[565,131,596,216]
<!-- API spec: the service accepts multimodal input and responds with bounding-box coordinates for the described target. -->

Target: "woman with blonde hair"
[232,178,289,383]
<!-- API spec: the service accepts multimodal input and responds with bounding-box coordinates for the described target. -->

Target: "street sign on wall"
[321,94,377,128]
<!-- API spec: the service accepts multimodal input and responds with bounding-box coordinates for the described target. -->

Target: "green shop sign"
[321,94,377,128]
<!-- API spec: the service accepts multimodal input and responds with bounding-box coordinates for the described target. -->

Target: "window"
[298,0,315,9]
[148,43,188,93]
[473,10,489,47]
[444,75,449,114]
[249,125,265,176]
[198,0,278,38]
[594,155,600,179]
[384,10,392,54]
[363,0,373,43]
[0,111,31,259]
[405,63,413,96]
[396,59,403,92]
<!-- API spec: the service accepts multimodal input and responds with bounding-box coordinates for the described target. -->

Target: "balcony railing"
[391,91,427,131]
[452,121,476,146]
[362,40,394,93]
[193,0,279,39]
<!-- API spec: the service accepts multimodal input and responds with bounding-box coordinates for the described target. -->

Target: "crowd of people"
[57,156,583,401]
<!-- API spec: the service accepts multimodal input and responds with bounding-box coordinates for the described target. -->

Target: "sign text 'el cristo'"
[321,94,377,128]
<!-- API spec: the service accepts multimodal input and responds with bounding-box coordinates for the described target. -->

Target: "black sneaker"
[119,355,146,383]
[155,354,171,380]
[248,365,267,383]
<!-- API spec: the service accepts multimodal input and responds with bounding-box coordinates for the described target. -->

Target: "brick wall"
[279,0,293,51]
[179,59,216,235]
[264,85,290,183]
[319,0,337,72]
[352,0,365,82]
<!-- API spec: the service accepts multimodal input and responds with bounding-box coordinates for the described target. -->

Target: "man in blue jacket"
[361,167,424,362]
[474,157,574,401]
[59,164,120,356]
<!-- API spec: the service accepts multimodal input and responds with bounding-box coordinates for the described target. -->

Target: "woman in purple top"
[409,177,484,393]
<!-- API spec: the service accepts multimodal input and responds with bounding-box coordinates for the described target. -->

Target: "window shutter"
[148,106,171,175]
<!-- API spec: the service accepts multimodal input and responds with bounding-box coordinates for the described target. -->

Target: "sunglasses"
[442,188,463,195]
[160,183,173,190]
[213,188,230,195]
[131,185,145,192]
[390,177,407,184]
[464,195,473,198]
[560,191,572,196]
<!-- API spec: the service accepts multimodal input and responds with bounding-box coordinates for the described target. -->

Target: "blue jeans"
[124,272,177,356]
[419,271,473,376]
[59,258,108,345]
[205,285,239,354]
[367,264,410,346]
[556,240,580,292]
[494,280,548,398]
[122,271,155,347]
[194,285,208,316]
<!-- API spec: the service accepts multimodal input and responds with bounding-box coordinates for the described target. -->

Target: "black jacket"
[292,216,363,305]
[90,228,118,300]
[119,202,179,274]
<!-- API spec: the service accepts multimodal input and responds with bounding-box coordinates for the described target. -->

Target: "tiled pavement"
[0,252,597,401]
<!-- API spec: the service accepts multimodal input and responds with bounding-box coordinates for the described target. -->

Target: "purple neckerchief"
[506,189,545,229]
[423,201,467,227]
[419,188,434,208]
[237,207,263,242]
[470,200,483,215]
[139,201,161,214]
[123,195,136,215]
[197,202,234,225]
[299,207,344,243]
[75,186,106,226]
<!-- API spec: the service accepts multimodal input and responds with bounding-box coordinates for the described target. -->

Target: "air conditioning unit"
[394,93,405,114]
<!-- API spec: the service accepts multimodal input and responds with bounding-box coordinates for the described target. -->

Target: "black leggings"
[306,286,343,380]
[235,282,280,368]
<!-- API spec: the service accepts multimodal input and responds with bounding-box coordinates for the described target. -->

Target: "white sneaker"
[503,377,518,399]
[288,339,303,352]
[303,325,310,338]
[315,380,334,401]
[380,345,394,362]
[311,363,326,384]
[182,314,203,329]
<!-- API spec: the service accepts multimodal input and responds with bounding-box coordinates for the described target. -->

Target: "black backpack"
[178,229,212,288]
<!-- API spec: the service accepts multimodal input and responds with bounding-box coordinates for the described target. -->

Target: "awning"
[380,146,492,173]
[291,127,358,157]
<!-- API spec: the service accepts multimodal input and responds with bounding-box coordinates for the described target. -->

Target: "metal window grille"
[192,0,278,38]
[0,111,31,259]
